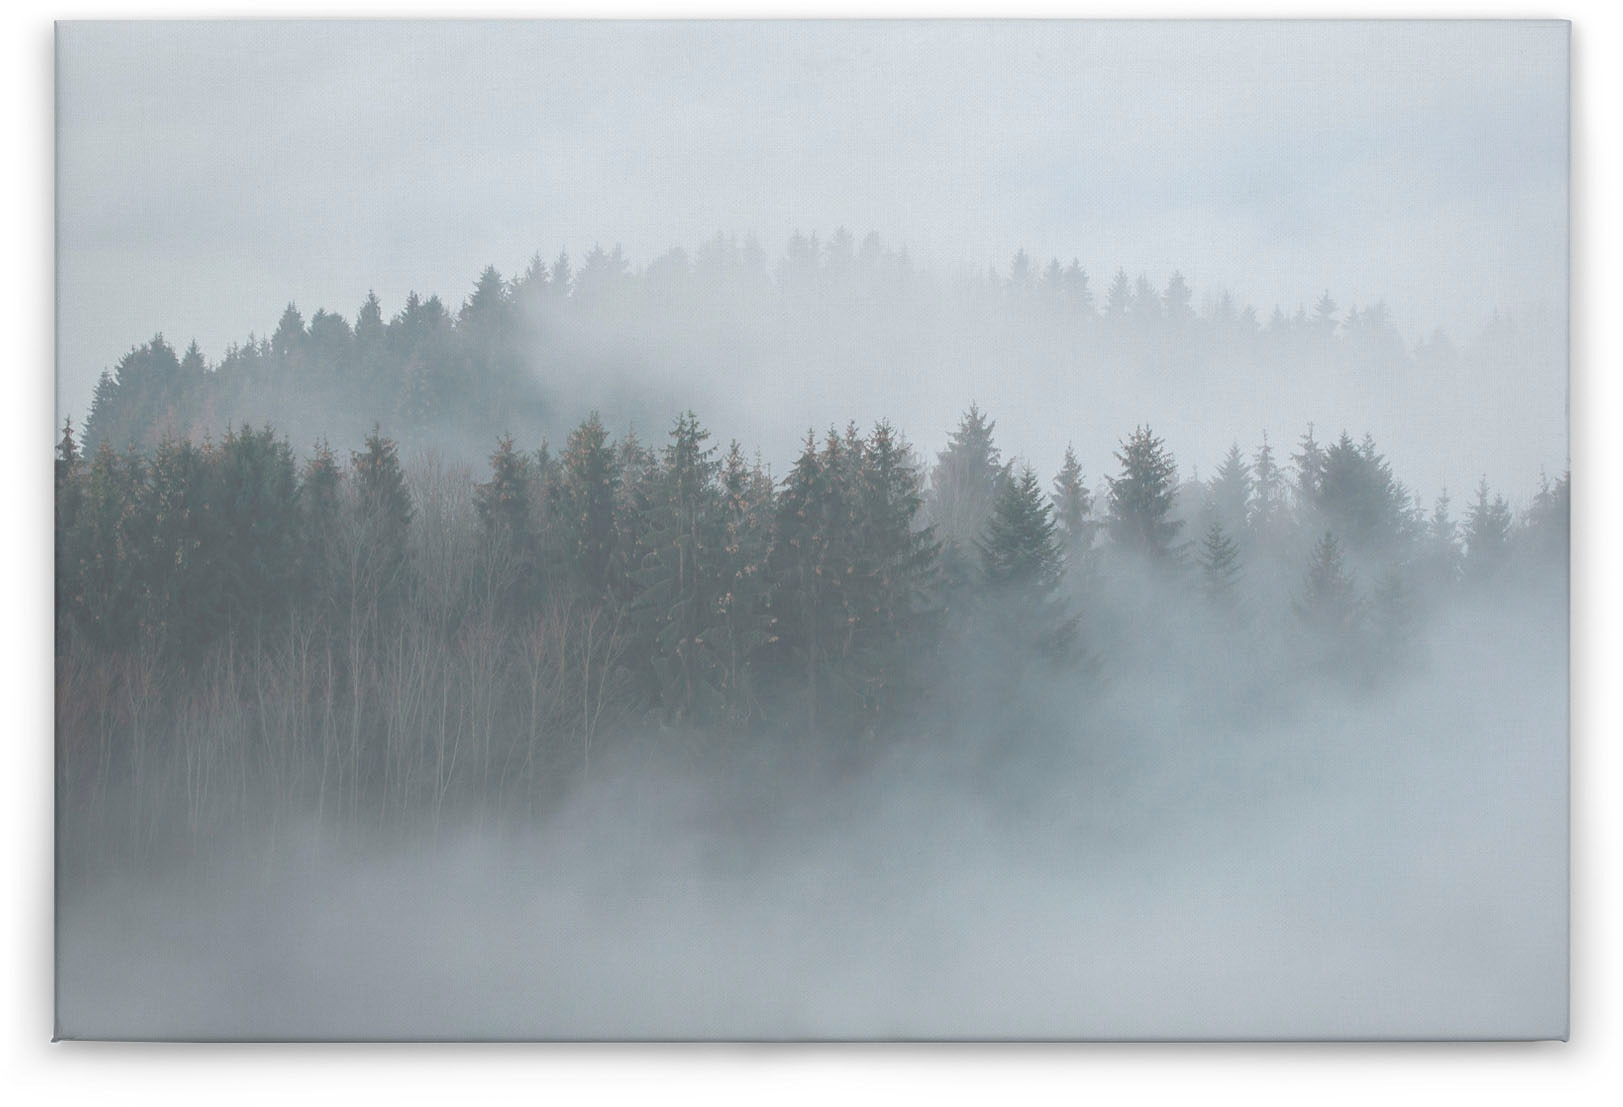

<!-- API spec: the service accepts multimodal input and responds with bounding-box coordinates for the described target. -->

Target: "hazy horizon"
[56,20,1569,499]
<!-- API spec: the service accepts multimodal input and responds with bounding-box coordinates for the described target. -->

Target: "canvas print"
[53,20,1569,1041]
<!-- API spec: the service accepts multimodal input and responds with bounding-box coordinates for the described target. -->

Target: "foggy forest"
[56,234,1569,1040]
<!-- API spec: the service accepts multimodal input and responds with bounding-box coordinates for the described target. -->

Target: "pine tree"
[635,412,726,726]
[1250,431,1287,547]
[144,433,215,653]
[350,425,415,616]
[1050,444,1097,577]
[1314,431,1411,559]
[1105,425,1182,563]
[298,440,344,614]
[1206,442,1253,541]
[474,433,542,612]
[1420,489,1464,592]
[557,413,620,600]
[928,404,1007,573]
[212,425,301,633]
[770,431,844,733]
[1292,424,1325,509]
[1522,469,1570,569]
[1463,476,1514,583]
[711,441,777,725]
[979,465,1079,662]
[70,443,148,649]
[851,421,940,721]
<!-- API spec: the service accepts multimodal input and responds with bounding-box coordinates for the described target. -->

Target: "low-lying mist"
[56,586,1566,1041]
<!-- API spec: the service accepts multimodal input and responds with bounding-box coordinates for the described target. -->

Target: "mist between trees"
[55,386,1568,875]
[73,232,1564,502]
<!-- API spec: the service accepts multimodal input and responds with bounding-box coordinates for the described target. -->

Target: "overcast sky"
[56,19,1567,458]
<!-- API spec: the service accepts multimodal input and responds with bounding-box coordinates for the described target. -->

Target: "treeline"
[56,403,1568,864]
[77,231,1526,459]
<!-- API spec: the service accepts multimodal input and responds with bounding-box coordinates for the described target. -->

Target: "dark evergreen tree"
[849,421,940,724]
[1198,519,1242,612]
[70,443,148,649]
[1206,442,1253,541]
[474,434,543,613]
[1291,424,1325,508]
[1522,469,1570,570]
[1050,444,1097,577]
[212,425,301,633]
[297,440,344,614]
[1250,430,1287,547]
[1463,476,1514,583]
[770,431,841,733]
[928,404,1008,581]
[350,426,415,616]
[557,413,620,600]
[635,412,726,726]
[712,441,778,725]
[977,464,1081,667]
[1313,431,1410,560]
[1105,425,1182,563]
[1419,489,1464,592]
[143,433,216,653]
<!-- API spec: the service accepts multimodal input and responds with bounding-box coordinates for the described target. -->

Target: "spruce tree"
[557,413,620,600]
[1250,431,1287,549]
[1292,424,1325,508]
[474,434,542,612]
[1522,469,1570,570]
[1420,489,1464,592]
[298,441,344,615]
[712,441,777,725]
[350,425,415,617]
[928,404,1007,577]
[1105,425,1182,563]
[979,464,1079,663]
[1198,519,1242,612]
[71,443,147,649]
[770,431,842,733]
[851,421,940,722]
[1050,444,1097,577]
[1463,476,1514,583]
[636,412,726,726]
[1206,443,1253,540]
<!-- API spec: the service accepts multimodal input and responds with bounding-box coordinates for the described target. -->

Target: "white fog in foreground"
[57,596,1566,1041]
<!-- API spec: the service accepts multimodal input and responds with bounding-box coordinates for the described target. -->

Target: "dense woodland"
[57,238,1569,869]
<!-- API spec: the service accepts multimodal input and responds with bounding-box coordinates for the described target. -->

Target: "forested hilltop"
[75,232,1556,494]
[58,233,1569,870]
[56,385,1568,867]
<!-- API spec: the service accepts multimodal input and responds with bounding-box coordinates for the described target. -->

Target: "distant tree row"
[77,235,1527,460]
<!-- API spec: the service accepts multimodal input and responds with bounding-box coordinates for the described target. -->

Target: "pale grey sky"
[56,20,1568,490]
